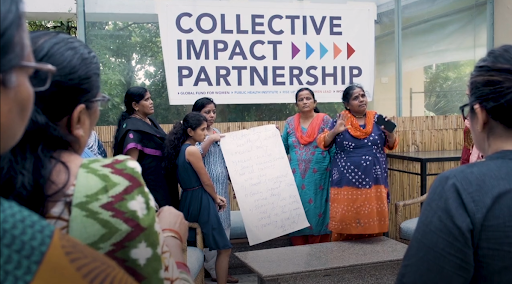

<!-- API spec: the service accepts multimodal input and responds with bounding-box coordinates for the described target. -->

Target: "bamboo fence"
[95,115,464,240]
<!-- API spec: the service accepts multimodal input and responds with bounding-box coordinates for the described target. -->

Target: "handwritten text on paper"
[220,125,309,245]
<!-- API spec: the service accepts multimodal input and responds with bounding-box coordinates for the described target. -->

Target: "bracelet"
[162,228,183,244]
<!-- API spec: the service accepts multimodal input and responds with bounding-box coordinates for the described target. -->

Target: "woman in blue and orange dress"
[317,84,398,241]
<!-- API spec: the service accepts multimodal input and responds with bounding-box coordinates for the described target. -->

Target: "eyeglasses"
[89,93,111,110]
[20,61,57,92]
[459,103,472,120]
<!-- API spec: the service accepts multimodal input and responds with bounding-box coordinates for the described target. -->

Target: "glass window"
[401,0,487,117]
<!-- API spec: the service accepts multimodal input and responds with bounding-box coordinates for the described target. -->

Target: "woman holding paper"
[317,84,398,241]
[164,112,232,284]
[282,88,334,246]
[192,98,239,283]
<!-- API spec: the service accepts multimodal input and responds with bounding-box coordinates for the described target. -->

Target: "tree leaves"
[424,60,474,116]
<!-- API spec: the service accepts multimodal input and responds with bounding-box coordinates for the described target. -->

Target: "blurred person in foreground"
[1,31,194,283]
[397,45,512,283]
[0,0,137,283]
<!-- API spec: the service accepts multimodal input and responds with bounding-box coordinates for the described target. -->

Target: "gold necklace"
[351,112,366,118]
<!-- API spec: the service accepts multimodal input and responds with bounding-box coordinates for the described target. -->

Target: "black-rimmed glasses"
[459,103,472,120]
[89,93,111,110]
[21,61,57,92]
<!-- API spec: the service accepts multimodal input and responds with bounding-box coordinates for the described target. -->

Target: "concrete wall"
[372,68,425,117]
[25,0,76,21]
[494,0,512,47]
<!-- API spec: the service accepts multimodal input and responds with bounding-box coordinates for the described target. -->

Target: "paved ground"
[205,274,258,284]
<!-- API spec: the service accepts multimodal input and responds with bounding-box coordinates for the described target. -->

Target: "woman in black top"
[397,45,512,283]
[113,87,179,209]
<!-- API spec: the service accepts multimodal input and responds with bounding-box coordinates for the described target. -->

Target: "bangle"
[162,228,183,244]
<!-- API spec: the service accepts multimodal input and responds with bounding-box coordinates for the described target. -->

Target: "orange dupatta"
[343,110,376,139]
[294,113,327,145]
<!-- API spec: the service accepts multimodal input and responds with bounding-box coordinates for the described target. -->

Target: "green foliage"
[27,20,76,36]
[424,60,475,115]
[86,22,187,126]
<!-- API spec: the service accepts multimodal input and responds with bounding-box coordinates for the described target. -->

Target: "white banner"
[219,125,309,246]
[157,0,376,105]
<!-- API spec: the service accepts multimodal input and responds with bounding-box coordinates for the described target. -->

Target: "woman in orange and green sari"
[318,84,398,241]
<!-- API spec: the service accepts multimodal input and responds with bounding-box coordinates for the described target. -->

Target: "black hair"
[469,45,512,130]
[163,112,207,173]
[342,84,365,110]
[115,86,148,130]
[295,88,320,113]
[192,97,217,112]
[0,0,25,87]
[0,31,101,216]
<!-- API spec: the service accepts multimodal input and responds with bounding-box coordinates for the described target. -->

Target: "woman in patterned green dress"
[0,31,193,284]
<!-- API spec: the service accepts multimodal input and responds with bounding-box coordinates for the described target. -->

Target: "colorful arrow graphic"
[291,43,301,59]
[333,43,342,59]
[320,43,328,59]
[347,42,355,59]
[306,42,315,59]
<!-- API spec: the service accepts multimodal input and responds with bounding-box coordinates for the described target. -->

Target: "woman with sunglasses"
[397,45,512,283]
[1,31,194,284]
[0,1,138,283]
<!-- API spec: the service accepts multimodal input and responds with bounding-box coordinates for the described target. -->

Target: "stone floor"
[205,274,258,284]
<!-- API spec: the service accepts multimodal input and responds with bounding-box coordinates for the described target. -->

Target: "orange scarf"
[343,110,376,139]
[294,113,327,145]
